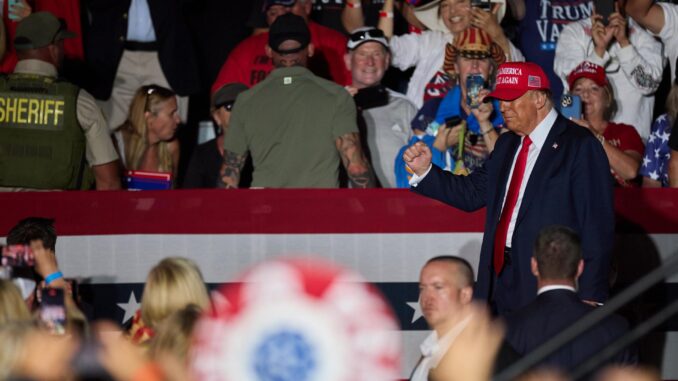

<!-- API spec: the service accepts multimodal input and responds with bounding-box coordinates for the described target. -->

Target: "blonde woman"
[0,322,77,381]
[0,279,31,325]
[0,322,35,381]
[114,85,181,183]
[129,257,210,345]
[148,304,202,363]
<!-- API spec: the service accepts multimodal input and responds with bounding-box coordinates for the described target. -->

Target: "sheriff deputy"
[0,12,120,190]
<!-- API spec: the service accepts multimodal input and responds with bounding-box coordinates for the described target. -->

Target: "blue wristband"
[45,271,63,285]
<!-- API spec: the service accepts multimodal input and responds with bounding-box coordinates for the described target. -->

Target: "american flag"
[528,75,542,88]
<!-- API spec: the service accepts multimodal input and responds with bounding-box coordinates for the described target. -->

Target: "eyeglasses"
[349,28,385,43]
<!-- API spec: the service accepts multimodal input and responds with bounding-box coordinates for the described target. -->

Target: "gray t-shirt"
[362,90,415,188]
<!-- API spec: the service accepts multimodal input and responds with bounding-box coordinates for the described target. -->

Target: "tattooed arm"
[335,132,376,188]
[218,150,247,189]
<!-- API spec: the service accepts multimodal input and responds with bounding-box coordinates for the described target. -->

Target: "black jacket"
[83,0,200,99]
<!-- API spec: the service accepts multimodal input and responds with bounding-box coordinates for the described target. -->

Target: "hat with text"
[268,13,311,54]
[347,27,389,50]
[14,12,76,51]
[567,61,608,89]
[487,62,550,101]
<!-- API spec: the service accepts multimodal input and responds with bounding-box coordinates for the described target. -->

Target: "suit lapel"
[516,116,567,224]
[493,133,521,222]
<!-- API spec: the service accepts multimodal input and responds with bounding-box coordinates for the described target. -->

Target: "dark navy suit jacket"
[83,0,200,99]
[413,114,615,314]
[504,289,636,370]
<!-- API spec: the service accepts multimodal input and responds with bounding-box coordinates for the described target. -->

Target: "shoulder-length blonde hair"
[117,85,177,173]
[141,257,209,328]
[148,303,202,362]
[0,321,36,380]
[0,279,31,325]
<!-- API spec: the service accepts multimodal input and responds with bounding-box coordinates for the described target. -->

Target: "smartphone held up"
[40,287,67,335]
[471,0,492,11]
[1,244,35,268]
[559,94,582,120]
[594,0,615,25]
[466,74,486,109]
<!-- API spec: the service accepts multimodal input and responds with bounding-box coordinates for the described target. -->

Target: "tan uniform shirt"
[13,59,119,166]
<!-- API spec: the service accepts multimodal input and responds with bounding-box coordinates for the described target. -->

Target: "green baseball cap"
[14,12,76,51]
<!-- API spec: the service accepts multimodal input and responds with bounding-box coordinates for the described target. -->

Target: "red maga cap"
[567,61,608,89]
[487,62,550,101]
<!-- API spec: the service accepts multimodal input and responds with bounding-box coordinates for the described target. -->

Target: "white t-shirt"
[554,18,664,140]
[657,2,678,84]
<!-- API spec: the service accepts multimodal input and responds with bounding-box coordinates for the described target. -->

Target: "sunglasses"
[215,101,234,112]
[144,86,158,112]
[349,28,385,43]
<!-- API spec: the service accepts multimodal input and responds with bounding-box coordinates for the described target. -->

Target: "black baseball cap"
[268,13,310,54]
[212,83,248,110]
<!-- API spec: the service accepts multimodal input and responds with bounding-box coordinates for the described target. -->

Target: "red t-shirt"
[603,122,644,187]
[211,21,350,93]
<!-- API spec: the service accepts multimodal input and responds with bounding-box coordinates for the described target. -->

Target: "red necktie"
[493,136,532,275]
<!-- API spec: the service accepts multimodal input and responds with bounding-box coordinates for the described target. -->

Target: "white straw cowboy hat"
[413,0,507,34]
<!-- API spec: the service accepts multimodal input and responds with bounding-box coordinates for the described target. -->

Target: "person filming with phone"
[4,217,87,335]
[554,0,662,141]
[375,0,523,109]
[567,61,644,187]
[395,27,505,187]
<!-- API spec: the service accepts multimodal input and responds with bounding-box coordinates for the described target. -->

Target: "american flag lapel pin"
[552,143,558,149]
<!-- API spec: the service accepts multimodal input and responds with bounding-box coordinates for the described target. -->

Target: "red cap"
[567,61,608,89]
[487,62,550,101]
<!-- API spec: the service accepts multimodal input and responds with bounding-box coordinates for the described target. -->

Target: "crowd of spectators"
[1,0,677,190]
[0,217,663,381]
[2,0,677,379]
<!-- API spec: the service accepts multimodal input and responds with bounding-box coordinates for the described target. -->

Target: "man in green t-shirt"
[218,13,374,188]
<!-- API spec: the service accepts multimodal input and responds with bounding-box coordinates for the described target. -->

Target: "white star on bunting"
[407,301,424,323]
[117,291,140,324]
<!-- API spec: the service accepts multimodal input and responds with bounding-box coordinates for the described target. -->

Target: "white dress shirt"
[537,284,576,295]
[410,108,559,248]
[410,316,472,381]
[500,108,557,247]
[126,0,157,42]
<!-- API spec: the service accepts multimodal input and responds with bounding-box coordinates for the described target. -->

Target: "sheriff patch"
[0,93,66,130]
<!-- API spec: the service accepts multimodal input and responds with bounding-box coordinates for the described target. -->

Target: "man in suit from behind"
[504,225,636,372]
[402,62,614,316]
